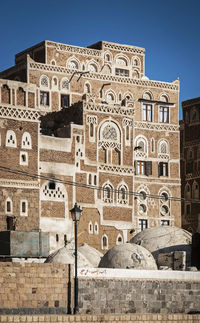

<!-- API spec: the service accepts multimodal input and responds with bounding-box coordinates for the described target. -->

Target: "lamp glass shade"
[70,203,82,221]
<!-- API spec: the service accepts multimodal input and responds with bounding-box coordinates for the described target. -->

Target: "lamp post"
[70,203,82,314]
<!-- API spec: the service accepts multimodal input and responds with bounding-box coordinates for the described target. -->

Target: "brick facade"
[180,97,200,233]
[0,40,181,253]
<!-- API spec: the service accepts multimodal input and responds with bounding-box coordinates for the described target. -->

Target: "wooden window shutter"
[145,161,152,176]
[158,162,162,177]
[134,161,136,175]
[166,163,168,176]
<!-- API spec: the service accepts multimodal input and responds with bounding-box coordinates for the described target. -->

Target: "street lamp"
[70,203,82,314]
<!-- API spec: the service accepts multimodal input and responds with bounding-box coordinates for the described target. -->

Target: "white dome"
[98,243,157,270]
[130,226,192,266]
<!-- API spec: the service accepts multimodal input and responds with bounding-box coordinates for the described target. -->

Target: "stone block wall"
[0,263,73,314]
[78,278,200,315]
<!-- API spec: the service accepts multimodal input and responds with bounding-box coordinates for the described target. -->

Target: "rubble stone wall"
[78,277,200,315]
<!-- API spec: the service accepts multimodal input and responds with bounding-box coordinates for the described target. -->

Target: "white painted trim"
[78,267,200,281]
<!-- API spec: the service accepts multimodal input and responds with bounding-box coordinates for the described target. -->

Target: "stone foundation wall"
[78,277,200,315]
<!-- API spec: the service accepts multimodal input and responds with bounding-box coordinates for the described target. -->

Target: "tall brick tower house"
[0,40,181,253]
[180,97,200,233]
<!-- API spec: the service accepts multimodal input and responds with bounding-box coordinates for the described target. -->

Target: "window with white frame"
[143,92,152,100]
[142,104,153,122]
[105,53,111,62]
[40,91,49,106]
[159,141,168,155]
[159,106,169,123]
[84,82,91,93]
[117,184,128,205]
[116,57,128,66]
[102,234,108,250]
[94,221,99,234]
[107,92,115,103]
[61,78,69,91]
[52,76,58,89]
[67,60,78,69]
[5,197,12,214]
[6,130,17,147]
[50,59,56,65]
[20,200,28,216]
[116,234,123,245]
[21,132,32,149]
[20,151,28,166]
[40,75,49,88]
[161,220,170,226]
[88,63,97,73]
[102,183,113,203]
[88,221,93,234]
[151,138,155,153]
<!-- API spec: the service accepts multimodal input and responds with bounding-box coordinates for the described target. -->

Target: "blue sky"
[0,0,200,119]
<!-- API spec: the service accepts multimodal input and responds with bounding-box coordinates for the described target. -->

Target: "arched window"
[6,130,17,148]
[105,54,110,62]
[5,197,12,214]
[158,140,169,155]
[61,78,69,91]
[107,92,115,102]
[102,183,113,203]
[116,57,128,66]
[40,75,49,88]
[50,59,56,65]
[52,77,58,88]
[94,221,99,234]
[160,94,169,103]
[67,60,78,69]
[102,234,108,250]
[135,136,148,157]
[88,221,93,234]
[192,181,199,200]
[143,91,152,100]
[88,64,98,73]
[151,138,155,153]
[20,200,28,216]
[117,184,128,204]
[84,82,91,94]
[21,132,32,149]
[116,234,123,245]
[1,84,10,104]
[185,184,191,200]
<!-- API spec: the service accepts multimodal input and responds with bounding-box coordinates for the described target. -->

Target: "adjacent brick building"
[0,40,181,253]
[180,97,200,233]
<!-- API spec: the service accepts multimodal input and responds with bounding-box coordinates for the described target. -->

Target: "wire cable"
[0,165,199,204]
